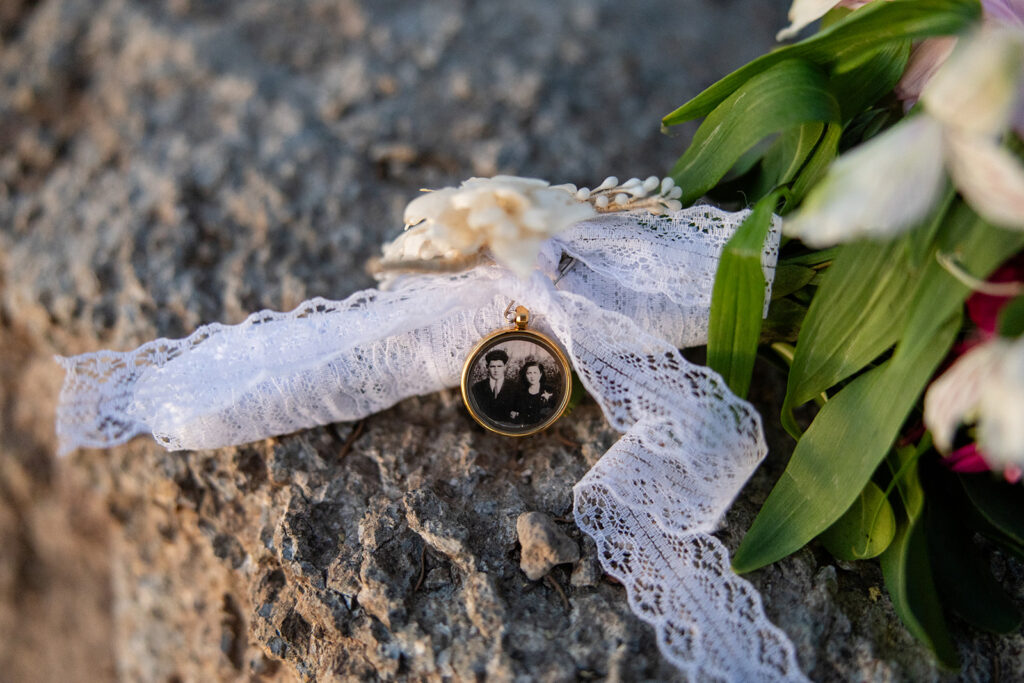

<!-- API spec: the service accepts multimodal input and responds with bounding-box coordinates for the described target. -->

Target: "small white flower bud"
[642,176,660,192]
[595,195,610,209]
[614,193,629,205]
[664,199,682,212]
[668,186,683,199]
[660,177,676,194]
[596,176,618,191]
[575,188,591,200]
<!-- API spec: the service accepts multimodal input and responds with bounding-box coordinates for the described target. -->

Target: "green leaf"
[908,186,957,268]
[882,512,960,669]
[781,233,922,429]
[789,123,842,207]
[820,6,855,31]
[562,370,587,416]
[722,137,779,184]
[771,264,817,300]
[879,443,959,670]
[928,513,1022,634]
[663,0,980,125]
[732,312,960,572]
[750,122,826,201]
[889,442,924,510]
[781,246,840,267]
[998,294,1024,338]
[761,299,808,345]
[842,107,898,149]
[779,191,953,430]
[829,40,911,122]
[820,480,896,560]
[889,441,927,514]
[960,473,1024,547]
[926,467,1022,634]
[669,60,840,205]
[707,190,783,398]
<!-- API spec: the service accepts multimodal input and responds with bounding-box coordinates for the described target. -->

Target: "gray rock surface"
[2,0,1023,681]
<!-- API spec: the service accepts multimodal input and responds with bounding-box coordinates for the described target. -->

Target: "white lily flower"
[776,0,870,41]
[782,115,946,247]
[945,130,1024,229]
[381,176,596,279]
[783,27,1024,247]
[925,335,1024,470]
[920,25,1024,136]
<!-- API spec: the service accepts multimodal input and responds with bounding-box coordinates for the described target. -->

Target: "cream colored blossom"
[379,174,683,279]
[382,176,596,278]
[925,335,1024,470]
[783,27,1024,246]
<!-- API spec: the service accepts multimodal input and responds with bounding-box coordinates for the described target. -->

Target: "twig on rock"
[546,573,569,612]
[555,428,580,450]
[414,543,427,592]
[337,420,365,460]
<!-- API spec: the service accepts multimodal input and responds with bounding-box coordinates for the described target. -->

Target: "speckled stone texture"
[2,0,1023,681]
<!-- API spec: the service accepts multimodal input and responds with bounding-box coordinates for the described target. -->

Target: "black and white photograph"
[462,333,570,436]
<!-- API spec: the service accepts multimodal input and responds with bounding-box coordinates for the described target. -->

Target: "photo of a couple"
[463,337,568,435]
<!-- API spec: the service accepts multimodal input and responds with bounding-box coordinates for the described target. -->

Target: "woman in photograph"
[515,361,558,426]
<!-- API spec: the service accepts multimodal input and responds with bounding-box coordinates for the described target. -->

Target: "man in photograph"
[471,349,517,422]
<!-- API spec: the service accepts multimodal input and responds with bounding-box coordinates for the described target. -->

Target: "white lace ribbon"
[55,207,806,681]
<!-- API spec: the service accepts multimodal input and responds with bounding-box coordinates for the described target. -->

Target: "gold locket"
[460,305,571,436]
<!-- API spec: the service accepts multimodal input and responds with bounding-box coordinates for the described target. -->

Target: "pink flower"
[946,443,1023,482]
[965,253,1024,337]
[945,443,993,473]
[926,335,1024,483]
[984,0,1024,30]
[928,253,1024,483]
[894,37,958,107]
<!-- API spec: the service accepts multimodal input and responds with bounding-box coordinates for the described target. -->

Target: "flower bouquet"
[673,0,1024,667]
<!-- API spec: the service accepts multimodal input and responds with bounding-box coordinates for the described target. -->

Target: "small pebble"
[570,554,601,588]
[516,511,579,581]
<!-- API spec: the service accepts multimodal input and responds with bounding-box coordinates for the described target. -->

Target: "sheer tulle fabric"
[56,208,806,681]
